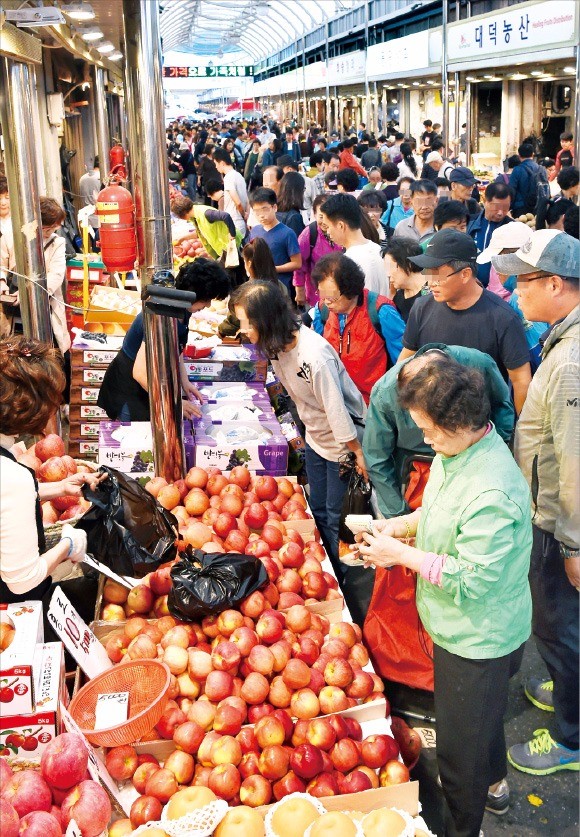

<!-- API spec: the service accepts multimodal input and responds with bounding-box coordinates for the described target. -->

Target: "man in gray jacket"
[492,230,579,777]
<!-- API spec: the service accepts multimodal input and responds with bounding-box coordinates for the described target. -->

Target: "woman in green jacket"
[357,354,532,837]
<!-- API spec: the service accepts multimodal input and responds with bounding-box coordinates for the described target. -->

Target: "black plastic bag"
[338,459,373,545]
[168,549,268,622]
[76,467,179,578]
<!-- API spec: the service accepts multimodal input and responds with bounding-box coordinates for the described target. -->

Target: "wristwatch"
[559,543,579,559]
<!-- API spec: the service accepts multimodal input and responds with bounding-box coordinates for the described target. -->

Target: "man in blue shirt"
[249,188,302,295]
[471,181,513,287]
[509,142,549,217]
[380,176,415,234]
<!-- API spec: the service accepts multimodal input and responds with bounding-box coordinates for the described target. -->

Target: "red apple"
[61,780,111,837]
[276,569,302,595]
[346,670,375,700]
[330,737,360,773]
[306,718,336,751]
[247,703,274,724]
[36,434,65,462]
[324,659,354,689]
[239,774,272,807]
[360,734,399,769]
[272,770,306,801]
[290,743,324,779]
[40,732,88,790]
[208,764,241,801]
[155,706,186,739]
[240,590,266,620]
[256,612,284,644]
[295,637,320,668]
[245,503,268,530]
[212,640,241,672]
[105,745,138,781]
[302,573,329,600]
[239,751,261,780]
[343,717,363,741]
[217,609,245,637]
[255,476,278,501]
[17,810,61,837]
[306,771,340,798]
[318,686,349,714]
[204,670,234,702]
[129,795,163,829]
[258,745,289,781]
[165,750,195,784]
[379,759,410,786]
[132,762,159,794]
[240,672,270,705]
[173,720,205,754]
[229,466,251,490]
[230,626,259,657]
[338,769,373,795]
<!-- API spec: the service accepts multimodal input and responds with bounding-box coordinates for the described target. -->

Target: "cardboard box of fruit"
[0,642,68,764]
[0,602,44,716]
[183,344,268,383]
[192,420,288,475]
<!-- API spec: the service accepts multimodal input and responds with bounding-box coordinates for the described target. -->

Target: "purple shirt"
[293,224,342,306]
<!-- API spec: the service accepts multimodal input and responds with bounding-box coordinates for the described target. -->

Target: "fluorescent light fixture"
[108,51,123,61]
[412,81,420,86]
[510,73,528,80]
[64,2,95,21]
[97,42,116,54]
[466,76,478,82]
[426,80,436,85]
[563,66,575,73]
[530,70,543,76]
[80,26,103,40]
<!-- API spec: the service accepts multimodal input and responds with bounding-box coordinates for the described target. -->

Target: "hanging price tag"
[65,820,83,837]
[81,555,139,589]
[94,691,129,730]
[60,704,130,815]
[47,587,112,679]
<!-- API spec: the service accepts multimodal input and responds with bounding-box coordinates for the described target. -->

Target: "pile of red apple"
[14,434,93,525]
[102,608,385,736]
[105,709,409,826]
[0,732,111,837]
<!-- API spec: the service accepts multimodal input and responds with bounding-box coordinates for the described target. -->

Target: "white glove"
[60,524,87,563]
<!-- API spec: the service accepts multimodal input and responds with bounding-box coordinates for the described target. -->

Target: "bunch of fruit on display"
[172,235,210,268]
[0,733,111,837]
[14,434,92,524]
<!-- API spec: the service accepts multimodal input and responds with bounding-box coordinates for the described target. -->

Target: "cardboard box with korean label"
[0,602,44,715]
[68,438,99,461]
[196,381,271,406]
[184,344,267,383]
[70,366,107,387]
[193,420,288,475]
[70,347,119,369]
[0,643,67,763]
[70,385,102,405]
[69,403,108,424]
[98,421,196,476]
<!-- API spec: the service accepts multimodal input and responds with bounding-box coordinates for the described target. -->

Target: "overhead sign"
[327,50,366,85]
[367,31,431,78]
[163,66,253,79]
[447,0,578,61]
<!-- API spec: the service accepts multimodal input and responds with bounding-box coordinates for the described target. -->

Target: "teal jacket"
[416,427,532,659]
[363,344,515,518]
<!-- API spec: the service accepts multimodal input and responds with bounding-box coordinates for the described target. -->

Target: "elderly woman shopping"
[357,354,532,837]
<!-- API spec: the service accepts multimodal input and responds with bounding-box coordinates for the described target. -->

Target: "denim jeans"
[304,444,348,574]
[186,173,197,201]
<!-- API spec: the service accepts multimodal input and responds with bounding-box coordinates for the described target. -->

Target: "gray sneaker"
[485,777,510,815]
[525,677,554,712]
[508,728,580,775]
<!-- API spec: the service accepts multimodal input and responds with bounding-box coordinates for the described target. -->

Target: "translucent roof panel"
[160,0,361,62]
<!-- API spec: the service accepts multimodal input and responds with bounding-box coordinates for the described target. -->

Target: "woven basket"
[43,459,98,549]
[68,659,171,747]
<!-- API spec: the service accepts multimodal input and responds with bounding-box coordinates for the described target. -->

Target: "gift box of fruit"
[0,602,44,716]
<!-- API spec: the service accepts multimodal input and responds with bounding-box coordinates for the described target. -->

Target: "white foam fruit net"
[264,792,328,837]
[130,799,229,837]
[360,806,417,837]
[303,811,365,837]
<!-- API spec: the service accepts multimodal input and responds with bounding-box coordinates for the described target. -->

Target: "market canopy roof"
[159,0,360,62]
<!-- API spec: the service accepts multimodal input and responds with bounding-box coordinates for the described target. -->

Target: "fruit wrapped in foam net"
[265,792,328,837]
[304,809,366,837]
[360,806,417,837]
[131,798,229,837]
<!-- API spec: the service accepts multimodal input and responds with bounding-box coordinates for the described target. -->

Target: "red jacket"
[338,149,367,178]
[323,290,394,404]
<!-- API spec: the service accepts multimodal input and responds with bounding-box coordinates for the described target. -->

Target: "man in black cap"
[398,229,531,414]
[448,166,482,233]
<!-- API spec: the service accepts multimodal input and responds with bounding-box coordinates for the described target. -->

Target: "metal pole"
[465,80,472,166]
[441,0,449,149]
[364,3,370,130]
[325,22,330,133]
[122,0,186,481]
[575,44,580,197]
[454,71,461,160]
[0,58,52,342]
[94,66,110,182]
[302,39,307,129]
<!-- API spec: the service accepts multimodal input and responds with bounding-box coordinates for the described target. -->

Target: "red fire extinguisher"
[109,143,127,182]
[96,183,137,274]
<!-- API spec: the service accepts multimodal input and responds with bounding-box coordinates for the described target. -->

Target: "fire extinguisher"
[96,183,137,274]
[109,143,127,182]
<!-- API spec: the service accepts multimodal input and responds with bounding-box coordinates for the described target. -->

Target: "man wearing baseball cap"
[398,228,531,413]
[449,166,481,233]
[492,229,579,776]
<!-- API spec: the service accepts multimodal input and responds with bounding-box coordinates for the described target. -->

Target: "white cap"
[476,221,532,264]
[426,151,443,164]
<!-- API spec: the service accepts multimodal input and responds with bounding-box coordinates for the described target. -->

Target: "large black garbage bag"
[168,549,268,622]
[76,467,179,578]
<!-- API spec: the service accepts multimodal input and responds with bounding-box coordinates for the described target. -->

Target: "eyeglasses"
[320,293,343,304]
[423,266,467,286]
[515,272,551,285]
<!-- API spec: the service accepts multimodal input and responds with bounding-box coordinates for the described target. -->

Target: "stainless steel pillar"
[575,44,580,191]
[364,3,370,129]
[94,66,110,181]
[465,81,472,165]
[441,0,449,150]
[454,72,461,158]
[122,0,186,481]
[0,58,52,342]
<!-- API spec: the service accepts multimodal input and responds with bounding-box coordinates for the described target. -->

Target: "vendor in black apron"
[97,258,231,422]
[0,337,102,605]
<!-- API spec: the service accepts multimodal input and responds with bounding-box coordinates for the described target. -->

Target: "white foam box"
[0,602,44,715]
[0,642,67,764]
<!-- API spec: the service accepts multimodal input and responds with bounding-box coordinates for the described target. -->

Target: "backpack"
[319,290,385,342]
[522,161,549,213]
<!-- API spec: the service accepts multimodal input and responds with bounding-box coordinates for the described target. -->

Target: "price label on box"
[48,587,112,679]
